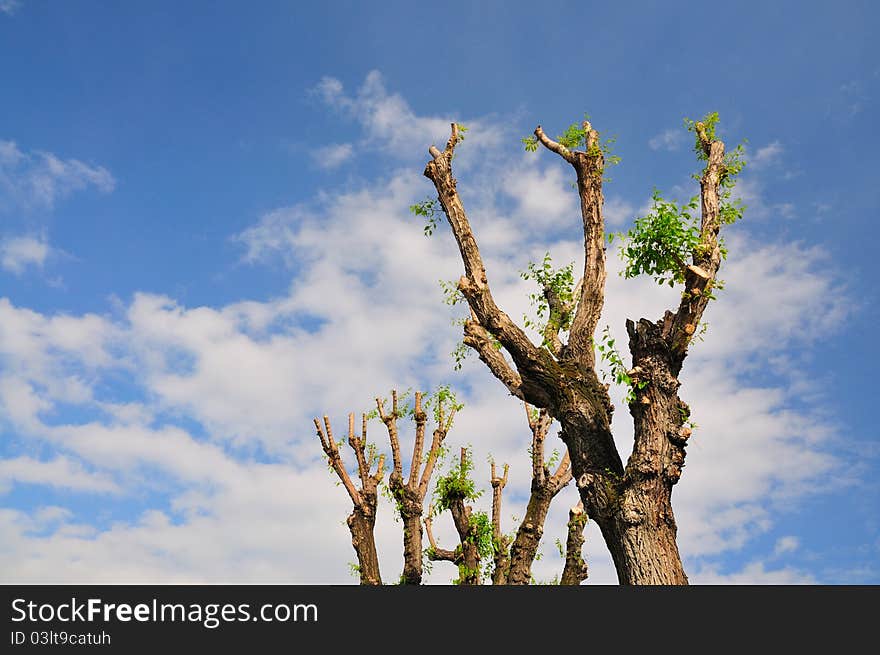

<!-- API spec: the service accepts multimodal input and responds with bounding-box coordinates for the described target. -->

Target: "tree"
[374,389,457,585]
[421,113,744,584]
[314,413,385,585]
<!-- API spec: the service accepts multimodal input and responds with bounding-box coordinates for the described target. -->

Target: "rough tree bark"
[423,119,731,584]
[376,389,455,585]
[314,413,385,585]
[424,447,483,585]
[560,502,590,585]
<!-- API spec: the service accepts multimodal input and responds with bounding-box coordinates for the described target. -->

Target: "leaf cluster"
[595,326,647,404]
[613,189,701,287]
[409,197,442,236]
[520,252,576,344]
[433,447,482,513]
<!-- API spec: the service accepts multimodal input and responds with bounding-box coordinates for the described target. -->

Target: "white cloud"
[751,141,783,169]
[0,456,119,494]
[689,561,814,584]
[311,143,354,170]
[604,195,636,227]
[0,0,20,16]
[774,536,800,556]
[1,233,49,274]
[649,128,684,151]
[504,161,577,228]
[311,71,504,160]
[0,139,115,211]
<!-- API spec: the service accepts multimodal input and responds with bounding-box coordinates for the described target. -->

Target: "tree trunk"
[449,499,481,585]
[347,505,382,586]
[400,504,424,585]
[507,490,553,584]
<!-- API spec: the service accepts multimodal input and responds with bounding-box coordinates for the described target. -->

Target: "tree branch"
[377,392,403,482]
[424,512,458,562]
[490,461,511,585]
[549,450,573,494]
[534,125,575,163]
[348,413,370,489]
[490,461,509,542]
[526,404,552,485]
[424,123,558,408]
[315,416,362,506]
[533,120,607,370]
[664,127,726,356]
[463,318,524,400]
[408,392,427,488]
[418,425,449,499]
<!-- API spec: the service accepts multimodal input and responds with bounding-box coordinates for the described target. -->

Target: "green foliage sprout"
[613,189,701,287]
[521,114,621,167]
[433,446,482,514]
[519,252,576,347]
[409,197,442,237]
[613,112,746,293]
[424,384,464,426]
[595,325,647,404]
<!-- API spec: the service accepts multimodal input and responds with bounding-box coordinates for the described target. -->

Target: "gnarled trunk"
[399,501,424,585]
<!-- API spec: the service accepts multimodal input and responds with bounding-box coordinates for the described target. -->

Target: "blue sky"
[1,1,877,583]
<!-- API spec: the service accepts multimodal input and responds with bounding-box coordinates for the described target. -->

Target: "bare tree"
[422,113,743,584]
[375,389,456,584]
[314,413,385,585]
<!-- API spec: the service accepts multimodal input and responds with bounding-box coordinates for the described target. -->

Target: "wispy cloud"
[310,71,504,159]
[1,233,49,274]
[750,141,783,169]
[0,0,21,16]
[648,128,685,151]
[0,140,115,211]
[311,143,354,170]
[0,456,119,494]
[774,536,800,556]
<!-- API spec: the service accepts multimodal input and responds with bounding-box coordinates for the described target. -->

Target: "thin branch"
[417,426,448,498]
[549,450,573,494]
[314,416,361,507]
[534,125,575,163]
[424,512,458,562]
[348,413,370,488]
[377,394,403,481]
[490,461,509,542]
[408,392,427,488]
[664,125,726,355]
